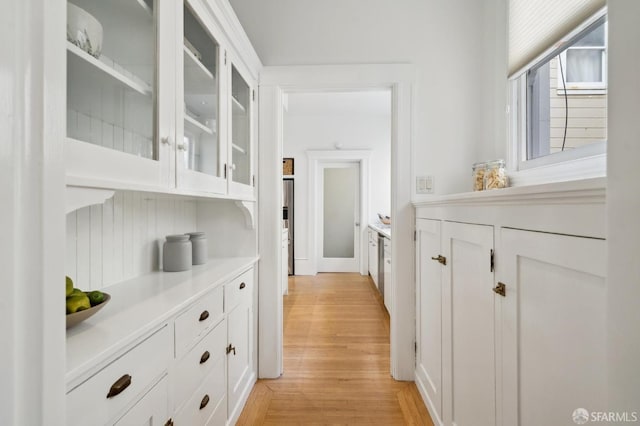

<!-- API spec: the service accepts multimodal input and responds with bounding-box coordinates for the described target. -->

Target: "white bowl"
[67,3,103,58]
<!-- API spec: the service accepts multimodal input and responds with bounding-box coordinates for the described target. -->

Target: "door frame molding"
[308,151,370,275]
[258,64,415,381]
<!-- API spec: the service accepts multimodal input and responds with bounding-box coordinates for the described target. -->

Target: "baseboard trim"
[415,370,443,426]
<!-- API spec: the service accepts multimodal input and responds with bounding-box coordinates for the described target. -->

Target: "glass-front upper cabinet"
[176,2,226,194]
[229,64,254,197]
[66,0,171,187]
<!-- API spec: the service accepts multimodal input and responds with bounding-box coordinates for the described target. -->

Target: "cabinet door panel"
[228,61,255,198]
[227,302,253,421]
[442,221,495,426]
[499,228,606,426]
[415,219,443,425]
[176,1,227,194]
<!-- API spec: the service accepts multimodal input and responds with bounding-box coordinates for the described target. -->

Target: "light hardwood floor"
[237,273,433,425]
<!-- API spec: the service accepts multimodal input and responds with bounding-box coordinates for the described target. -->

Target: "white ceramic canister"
[187,232,208,265]
[163,234,192,272]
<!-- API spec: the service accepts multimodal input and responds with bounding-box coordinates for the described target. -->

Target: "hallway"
[237,273,433,425]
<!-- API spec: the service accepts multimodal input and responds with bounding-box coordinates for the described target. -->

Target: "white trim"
[308,151,370,275]
[258,64,415,381]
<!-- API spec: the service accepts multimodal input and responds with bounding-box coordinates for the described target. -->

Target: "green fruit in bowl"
[66,276,74,297]
[87,290,105,306]
[69,288,84,297]
[66,294,91,314]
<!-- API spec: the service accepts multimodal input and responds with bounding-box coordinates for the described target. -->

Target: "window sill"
[510,152,606,187]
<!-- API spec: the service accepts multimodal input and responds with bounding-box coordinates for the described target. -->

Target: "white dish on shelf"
[67,3,103,58]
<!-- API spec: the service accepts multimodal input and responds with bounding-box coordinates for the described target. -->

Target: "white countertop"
[65,256,258,391]
[369,222,391,239]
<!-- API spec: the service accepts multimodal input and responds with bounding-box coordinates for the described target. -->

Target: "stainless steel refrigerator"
[283,179,294,275]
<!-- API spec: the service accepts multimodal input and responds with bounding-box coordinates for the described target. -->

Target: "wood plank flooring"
[237,273,433,425]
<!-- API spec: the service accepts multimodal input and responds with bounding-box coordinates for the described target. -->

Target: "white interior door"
[317,162,360,272]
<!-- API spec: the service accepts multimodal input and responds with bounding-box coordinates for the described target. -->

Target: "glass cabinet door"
[67,0,157,160]
[230,65,252,188]
[178,2,224,188]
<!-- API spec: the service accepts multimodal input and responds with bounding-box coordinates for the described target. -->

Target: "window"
[558,20,607,93]
[512,11,608,170]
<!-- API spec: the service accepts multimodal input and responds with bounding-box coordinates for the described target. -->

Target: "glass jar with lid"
[472,162,487,191]
[484,159,508,190]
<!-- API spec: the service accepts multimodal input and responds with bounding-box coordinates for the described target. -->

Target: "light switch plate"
[416,176,433,194]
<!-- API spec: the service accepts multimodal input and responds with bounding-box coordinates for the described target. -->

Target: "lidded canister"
[187,232,208,265]
[163,235,192,272]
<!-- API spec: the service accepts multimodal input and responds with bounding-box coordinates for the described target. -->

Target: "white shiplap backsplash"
[66,192,197,290]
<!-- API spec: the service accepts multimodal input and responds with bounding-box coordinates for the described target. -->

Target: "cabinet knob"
[431,255,447,265]
[199,310,209,322]
[200,350,210,364]
[106,374,132,399]
[493,282,506,297]
[164,419,174,426]
[239,282,246,290]
[161,137,171,146]
[199,394,210,410]
[177,143,187,151]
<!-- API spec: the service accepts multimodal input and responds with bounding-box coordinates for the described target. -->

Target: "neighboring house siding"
[549,57,607,153]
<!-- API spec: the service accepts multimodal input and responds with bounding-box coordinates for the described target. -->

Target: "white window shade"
[508,0,605,76]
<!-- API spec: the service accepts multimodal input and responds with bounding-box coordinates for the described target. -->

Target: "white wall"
[284,93,391,274]
[606,0,640,412]
[230,0,504,196]
[66,193,198,290]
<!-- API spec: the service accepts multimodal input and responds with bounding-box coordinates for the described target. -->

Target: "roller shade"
[508,0,606,76]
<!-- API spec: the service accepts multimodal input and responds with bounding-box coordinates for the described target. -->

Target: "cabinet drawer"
[175,286,223,359]
[174,355,226,426]
[224,269,253,313]
[174,318,226,411]
[113,375,168,425]
[66,325,171,426]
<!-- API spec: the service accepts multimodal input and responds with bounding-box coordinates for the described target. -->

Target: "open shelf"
[185,115,214,136]
[67,42,152,97]
[184,45,214,92]
[232,143,247,155]
[232,96,246,115]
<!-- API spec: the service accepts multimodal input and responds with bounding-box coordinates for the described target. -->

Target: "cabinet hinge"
[414,341,417,353]
[252,175,255,187]
[413,230,416,241]
[224,163,227,179]
[224,50,227,65]
[252,90,255,101]
[490,249,495,272]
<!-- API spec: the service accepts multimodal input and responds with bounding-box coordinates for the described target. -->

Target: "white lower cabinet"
[368,229,378,287]
[415,197,606,426]
[499,228,606,426]
[66,264,257,426]
[114,375,169,426]
[415,219,443,425]
[442,221,496,426]
[225,270,254,423]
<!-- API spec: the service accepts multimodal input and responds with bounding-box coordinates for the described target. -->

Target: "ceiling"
[285,91,391,117]
[227,0,433,66]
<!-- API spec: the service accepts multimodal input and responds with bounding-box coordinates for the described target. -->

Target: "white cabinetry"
[415,219,442,425]
[383,237,392,312]
[441,222,495,426]
[499,228,606,426]
[368,229,378,287]
[66,0,258,200]
[114,375,169,426]
[225,269,255,423]
[414,179,606,426]
[66,259,258,426]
